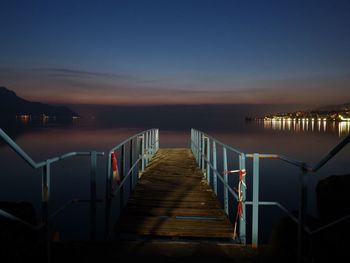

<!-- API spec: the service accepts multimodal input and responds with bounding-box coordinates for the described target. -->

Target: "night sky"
[1,0,350,106]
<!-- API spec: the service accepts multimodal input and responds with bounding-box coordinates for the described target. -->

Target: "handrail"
[0,128,105,261]
[0,128,39,168]
[309,133,350,172]
[245,153,305,168]
[193,129,244,155]
[191,129,350,263]
[0,128,104,168]
[104,128,159,239]
[109,128,157,152]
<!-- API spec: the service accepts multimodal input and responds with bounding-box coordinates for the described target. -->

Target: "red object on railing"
[111,152,120,190]
[111,152,117,172]
[233,169,246,239]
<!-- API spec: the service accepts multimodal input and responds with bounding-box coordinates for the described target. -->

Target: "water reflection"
[15,114,79,126]
[261,119,350,137]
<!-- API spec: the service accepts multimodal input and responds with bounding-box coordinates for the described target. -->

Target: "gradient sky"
[1,0,350,105]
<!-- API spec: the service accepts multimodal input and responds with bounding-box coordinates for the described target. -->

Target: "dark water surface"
[0,119,349,243]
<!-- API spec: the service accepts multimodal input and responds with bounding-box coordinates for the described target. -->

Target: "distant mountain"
[0,86,78,118]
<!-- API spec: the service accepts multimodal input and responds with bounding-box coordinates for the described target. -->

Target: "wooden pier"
[116,148,235,240]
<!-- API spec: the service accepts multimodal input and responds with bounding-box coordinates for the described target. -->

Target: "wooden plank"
[116,148,234,240]
[126,199,221,209]
[122,206,226,217]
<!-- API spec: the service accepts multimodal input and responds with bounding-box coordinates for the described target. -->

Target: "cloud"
[0,67,349,105]
[40,68,128,79]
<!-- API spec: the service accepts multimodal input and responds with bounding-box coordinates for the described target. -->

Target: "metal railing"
[0,128,104,260]
[104,128,159,238]
[191,128,350,263]
[0,127,160,239]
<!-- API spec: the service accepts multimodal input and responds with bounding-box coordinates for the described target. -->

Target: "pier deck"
[116,148,234,239]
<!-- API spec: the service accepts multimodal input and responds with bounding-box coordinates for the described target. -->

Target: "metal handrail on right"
[191,128,350,263]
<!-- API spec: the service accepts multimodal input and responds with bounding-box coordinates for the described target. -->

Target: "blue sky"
[1,0,350,105]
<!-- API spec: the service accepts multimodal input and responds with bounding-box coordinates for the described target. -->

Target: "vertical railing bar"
[201,134,205,175]
[213,141,217,195]
[252,153,259,247]
[105,151,112,239]
[239,153,246,244]
[150,130,154,156]
[42,161,51,262]
[129,139,133,194]
[90,151,97,241]
[144,132,148,167]
[152,129,155,154]
[198,131,201,166]
[223,147,228,215]
[120,145,125,208]
[298,165,308,263]
[206,137,210,185]
[141,134,145,172]
[136,136,141,179]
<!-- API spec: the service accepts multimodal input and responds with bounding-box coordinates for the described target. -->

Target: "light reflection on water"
[262,119,350,137]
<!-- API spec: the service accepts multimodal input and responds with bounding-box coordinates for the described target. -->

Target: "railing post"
[90,151,97,241]
[156,129,159,151]
[120,145,125,208]
[201,134,205,175]
[298,165,308,263]
[130,139,134,193]
[191,129,193,153]
[197,132,201,166]
[136,136,141,178]
[42,161,51,262]
[151,130,154,156]
[206,137,210,184]
[213,141,217,195]
[223,147,228,215]
[141,134,145,172]
[193,130,197,163]
[105,152,112,239]
[145,132,149,166]
[239,153,246,244]
[252,153,259,247]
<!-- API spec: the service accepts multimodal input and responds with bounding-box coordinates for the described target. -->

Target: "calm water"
[0,120,349,243]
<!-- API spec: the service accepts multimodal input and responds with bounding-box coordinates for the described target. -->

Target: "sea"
[0,108,349,243]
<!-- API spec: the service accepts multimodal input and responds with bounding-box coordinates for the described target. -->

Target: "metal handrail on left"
[104,128,159,239]
[0,128,104,261]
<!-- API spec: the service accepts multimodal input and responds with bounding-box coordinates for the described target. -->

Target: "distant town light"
[339,114,350,122]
